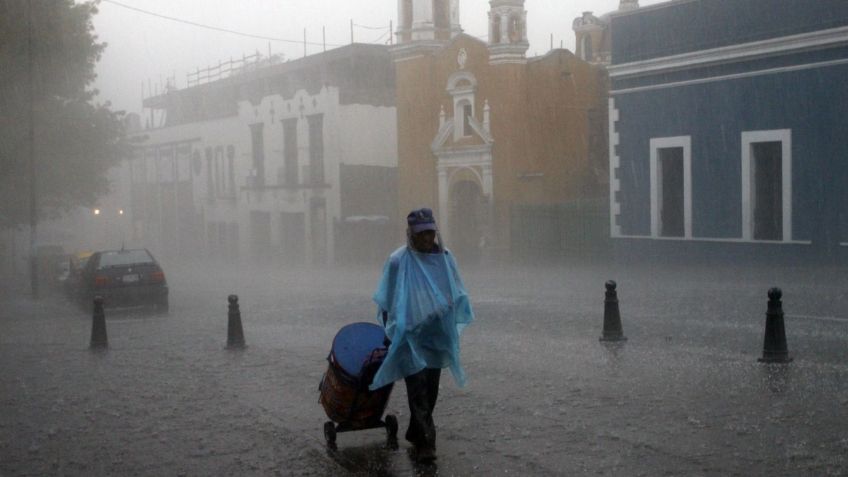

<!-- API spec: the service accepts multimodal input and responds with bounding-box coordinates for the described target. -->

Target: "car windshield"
[97,250,155,268]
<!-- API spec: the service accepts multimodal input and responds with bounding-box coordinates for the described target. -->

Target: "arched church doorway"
[449,180,484,264]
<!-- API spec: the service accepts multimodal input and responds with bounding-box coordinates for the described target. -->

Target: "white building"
[127,44,398,266]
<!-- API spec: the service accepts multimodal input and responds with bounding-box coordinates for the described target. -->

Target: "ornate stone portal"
[431,70,493,259]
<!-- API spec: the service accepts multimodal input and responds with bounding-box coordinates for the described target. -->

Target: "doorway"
[249,211,272,264]
[309,199,327,265]
[751,141,783,241]
[658,147,685,238]
[279,212,305,265]
[449,180,484,263]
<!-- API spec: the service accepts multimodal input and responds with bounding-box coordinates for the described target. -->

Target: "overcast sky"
[91,0,664,114]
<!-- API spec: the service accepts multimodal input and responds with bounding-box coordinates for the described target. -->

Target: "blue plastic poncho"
[368,245,474,391]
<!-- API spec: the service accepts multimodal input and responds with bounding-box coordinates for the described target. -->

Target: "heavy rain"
[1,0,847,475]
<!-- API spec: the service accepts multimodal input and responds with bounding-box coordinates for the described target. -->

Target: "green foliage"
[0,0,125,229]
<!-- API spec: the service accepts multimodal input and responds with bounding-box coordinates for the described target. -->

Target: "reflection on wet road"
[1,261,846,475]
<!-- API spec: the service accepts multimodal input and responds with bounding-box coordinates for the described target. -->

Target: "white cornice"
[607,0,697,18]
[435,145,493,161]
[489,56,528,65]
[431,115,493,151]
[613,235,812,245]
[391,41,446,62]
[609,25,848,79]
[611,57,848,95]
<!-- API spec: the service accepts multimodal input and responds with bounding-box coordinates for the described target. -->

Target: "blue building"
[607,0,848,262]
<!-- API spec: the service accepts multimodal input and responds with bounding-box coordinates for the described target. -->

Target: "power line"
[353,22,389,31]
[101,0,345,48]
[369,28,392,45]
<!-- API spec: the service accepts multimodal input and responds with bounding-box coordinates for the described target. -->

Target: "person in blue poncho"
[370,208,474,461]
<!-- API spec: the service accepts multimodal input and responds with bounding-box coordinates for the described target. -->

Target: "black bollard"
[758,288,792,364]
[90,296,108,350]
[600,280,627,342]
[226,294,246,349]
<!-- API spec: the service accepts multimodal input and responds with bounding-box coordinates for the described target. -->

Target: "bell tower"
[396,0,461,44]
[487,0,529,65]
[619,0,639,11]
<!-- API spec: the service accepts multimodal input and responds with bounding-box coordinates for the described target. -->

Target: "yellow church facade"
[393,0,609,261]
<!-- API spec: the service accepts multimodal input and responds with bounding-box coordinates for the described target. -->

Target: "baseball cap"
[407,208,438,234]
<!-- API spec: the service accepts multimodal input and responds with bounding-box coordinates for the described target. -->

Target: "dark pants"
[404,367,441,449]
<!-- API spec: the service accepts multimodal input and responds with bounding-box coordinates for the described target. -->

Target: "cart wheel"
[384,414,398,439]
[323,421,337,447]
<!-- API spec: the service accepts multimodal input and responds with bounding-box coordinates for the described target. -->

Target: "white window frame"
[650,136,692,239]
[456,100,474,138]
[581,35,593,62]
[447,71,477,142]
[453,97,474,140]
[741,129,792,242]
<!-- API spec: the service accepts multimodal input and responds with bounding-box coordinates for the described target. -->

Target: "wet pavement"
[1,259,847,476]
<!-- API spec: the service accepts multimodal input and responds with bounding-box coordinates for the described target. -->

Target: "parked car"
[78,248,169,313]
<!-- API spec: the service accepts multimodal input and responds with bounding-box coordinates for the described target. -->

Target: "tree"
[0,0,125,229]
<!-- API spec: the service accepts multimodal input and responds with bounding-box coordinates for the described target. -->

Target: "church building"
[392,0,609,261]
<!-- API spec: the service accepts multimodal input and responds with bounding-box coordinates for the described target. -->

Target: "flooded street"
[2,260,846,475]
[4,0,848,475]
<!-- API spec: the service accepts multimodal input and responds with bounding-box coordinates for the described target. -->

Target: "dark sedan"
[79,248,169,313]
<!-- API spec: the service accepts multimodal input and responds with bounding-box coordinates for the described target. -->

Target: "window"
[446,71,477,141]
[650,136,692,238]
[205,145,235,197]
[283,118,299,186]
[742,130,792,241]
[227,145,236,195]
[227,222,239,261]
[97,250,154,268]
[249,123,265,187]
[841,168,848,245]
[433,0,449,29]
[205,147,213,198]
[463,104,474,137]
[399,0,413,42]
[402,0,413,29]
[250,210,272,262]
[508,15,522,43]
[215,146,225,196]
[453,99,474,139]
[581,35,594,62]
[307,114,324,184]
[280,212,305,264]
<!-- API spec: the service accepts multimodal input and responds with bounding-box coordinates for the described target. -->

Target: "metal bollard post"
[758,288,792,363]
[90,296,108,350]
[600,280,627,342]
[226,294,246,349]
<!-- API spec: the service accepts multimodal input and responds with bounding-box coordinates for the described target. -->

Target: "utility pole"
[27,0,39,299]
